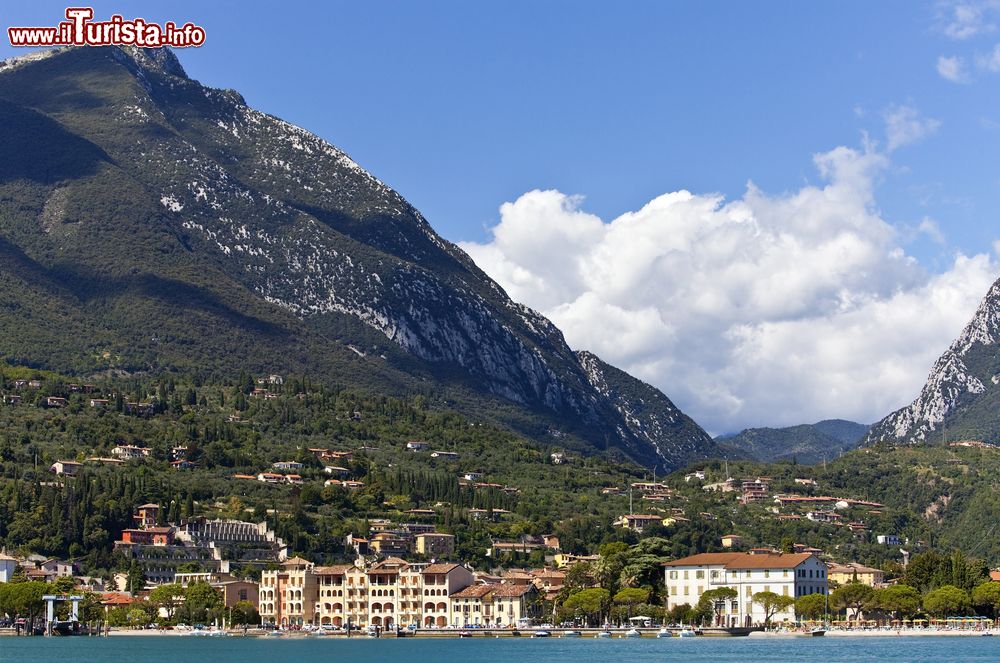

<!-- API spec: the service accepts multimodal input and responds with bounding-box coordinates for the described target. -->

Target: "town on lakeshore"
[3,372,1000,639]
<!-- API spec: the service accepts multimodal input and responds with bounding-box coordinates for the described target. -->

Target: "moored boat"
[562,630,582,638]
[625,628,642,638]
[656,627,672,638]
[532,630,552,638]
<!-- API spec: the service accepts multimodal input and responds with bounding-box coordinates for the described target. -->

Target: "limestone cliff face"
[0,46,717,469]
[867,278,1000,444]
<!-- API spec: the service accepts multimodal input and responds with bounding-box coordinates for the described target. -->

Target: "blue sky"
[4,2,1000,432]
[3,1,996,257]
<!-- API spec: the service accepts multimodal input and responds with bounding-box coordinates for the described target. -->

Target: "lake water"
[5,635,1000,662]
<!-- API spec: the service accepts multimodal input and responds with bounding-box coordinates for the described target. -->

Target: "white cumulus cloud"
[883,105,942,151]
[977,42,1000,71]
[937,54,972,82]
[939,1,998,39]
[460,143,998,434]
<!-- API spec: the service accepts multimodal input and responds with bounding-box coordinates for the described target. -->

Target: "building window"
[696,570,704,579]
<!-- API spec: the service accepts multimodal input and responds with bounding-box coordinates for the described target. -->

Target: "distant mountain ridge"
[716,419,869,464]
[0,46,720,470]
[867,276,1000,445]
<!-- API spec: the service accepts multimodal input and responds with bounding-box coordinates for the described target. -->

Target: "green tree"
[126,560,145,596]
[831,583,873,620]
[2,582,50,633]
[562,562,594,591]
[666,602,695,625]
[613,587,650,620]
[923,585,971,617]
[972,582,1000,618]
[183,582,223,625]
[903,551,947,593]
[149,583,185,620]
[871,585,921,620]
[561,588,610,626]
[696,587,737,626]
[752,591,796,627]
[230,600,260,626]
[126,607,148,628]
[795,593,827,621]
[50,576,76,594]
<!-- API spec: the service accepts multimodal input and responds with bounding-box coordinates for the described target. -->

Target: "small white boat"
[678,628,696,638]
[656,627,672,638]
[807,627,826,637]
[532,630,552,638]
[625,628,642,638]
[562,630,582,638]
[596,630,612,638]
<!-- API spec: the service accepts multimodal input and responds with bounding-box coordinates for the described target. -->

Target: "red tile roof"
[314,565,356,575]
[422,563,461,574]
[492,584,534,598]
[664,552,814,569]
[451,584,495,599]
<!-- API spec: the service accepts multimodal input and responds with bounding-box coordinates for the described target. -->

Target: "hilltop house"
[50,460,83,476]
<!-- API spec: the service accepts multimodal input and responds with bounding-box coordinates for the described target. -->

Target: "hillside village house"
[430,450,459,460]
[827,562,885,587]
[614,514,666,532]
[0,553,21,582]
[112,444,151,460]
[49,460,82,476]
[664,552,828,627]
[552,553,600,568]
[414,532,455,557]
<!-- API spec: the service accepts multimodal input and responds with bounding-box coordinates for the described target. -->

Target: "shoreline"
[7,625,995,639]
[87,627,998,638]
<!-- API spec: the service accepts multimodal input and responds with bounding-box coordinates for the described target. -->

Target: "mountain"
[716,419,869,464]
[867,277,1000,445]
[0,46,719,470]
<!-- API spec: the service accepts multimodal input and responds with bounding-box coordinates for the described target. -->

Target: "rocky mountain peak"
[867,276,1000,444]
[0,45,717,470]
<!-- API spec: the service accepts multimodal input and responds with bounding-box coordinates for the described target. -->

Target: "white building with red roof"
[663,551,828,627]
